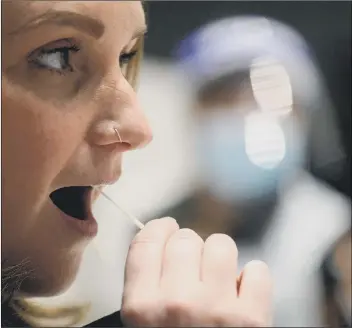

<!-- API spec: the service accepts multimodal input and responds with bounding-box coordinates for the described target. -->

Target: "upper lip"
[50,169,122,193]
[49,181,119,195]
[50,180,117,193]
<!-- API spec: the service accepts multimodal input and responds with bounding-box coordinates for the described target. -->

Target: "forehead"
[3,1,145,38]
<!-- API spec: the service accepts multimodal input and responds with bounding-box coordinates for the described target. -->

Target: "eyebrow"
[9,9,148,43]
[9,10,105,39]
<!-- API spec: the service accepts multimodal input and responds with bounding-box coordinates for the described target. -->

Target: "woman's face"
[2,1,151,297]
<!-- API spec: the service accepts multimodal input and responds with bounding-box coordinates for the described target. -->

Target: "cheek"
[2,83,88,216]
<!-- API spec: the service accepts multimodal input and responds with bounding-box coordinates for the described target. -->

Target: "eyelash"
[120,50,138,66]
[30,43,138,75]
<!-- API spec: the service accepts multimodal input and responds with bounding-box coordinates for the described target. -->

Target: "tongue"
[50,186,90,220]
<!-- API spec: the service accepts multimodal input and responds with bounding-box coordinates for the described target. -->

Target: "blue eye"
[30,44,80,73]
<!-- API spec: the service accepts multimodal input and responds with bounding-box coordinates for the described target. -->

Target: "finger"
[238,260,272,322]
[201,234,238,291]
[124,217,179,295]
[161,228,203,288]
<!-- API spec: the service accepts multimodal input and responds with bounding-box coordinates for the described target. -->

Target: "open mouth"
[49,186,92,220]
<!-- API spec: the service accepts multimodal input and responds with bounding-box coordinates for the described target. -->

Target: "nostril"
[95,141,132,153]
[118,141,132,152]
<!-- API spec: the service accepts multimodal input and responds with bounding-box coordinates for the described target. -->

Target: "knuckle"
[211,306,268,327]
[237,313,268,327]
[210,308,233,326]
[122,299,158,325]
[164,296,194,317]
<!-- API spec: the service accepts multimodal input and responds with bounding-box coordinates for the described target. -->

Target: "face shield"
[194,60,305,204]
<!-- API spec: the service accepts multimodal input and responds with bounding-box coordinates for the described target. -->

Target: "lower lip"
[56,188,98,238]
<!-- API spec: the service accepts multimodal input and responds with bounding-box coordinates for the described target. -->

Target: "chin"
[18,249,85,298]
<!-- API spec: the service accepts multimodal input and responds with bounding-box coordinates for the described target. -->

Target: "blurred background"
[37,2,351,327]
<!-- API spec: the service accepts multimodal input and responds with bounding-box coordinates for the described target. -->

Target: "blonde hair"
[6,36,145,327]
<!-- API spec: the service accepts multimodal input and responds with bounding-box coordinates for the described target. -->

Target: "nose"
[89,76,153,150]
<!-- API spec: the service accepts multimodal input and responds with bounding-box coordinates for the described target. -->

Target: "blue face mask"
[195,110,305,204]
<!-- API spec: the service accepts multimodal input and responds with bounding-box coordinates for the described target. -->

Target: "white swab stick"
[96,188,145,230]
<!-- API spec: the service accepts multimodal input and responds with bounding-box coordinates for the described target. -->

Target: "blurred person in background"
[319,50,351,328]
[149,16,351,326]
